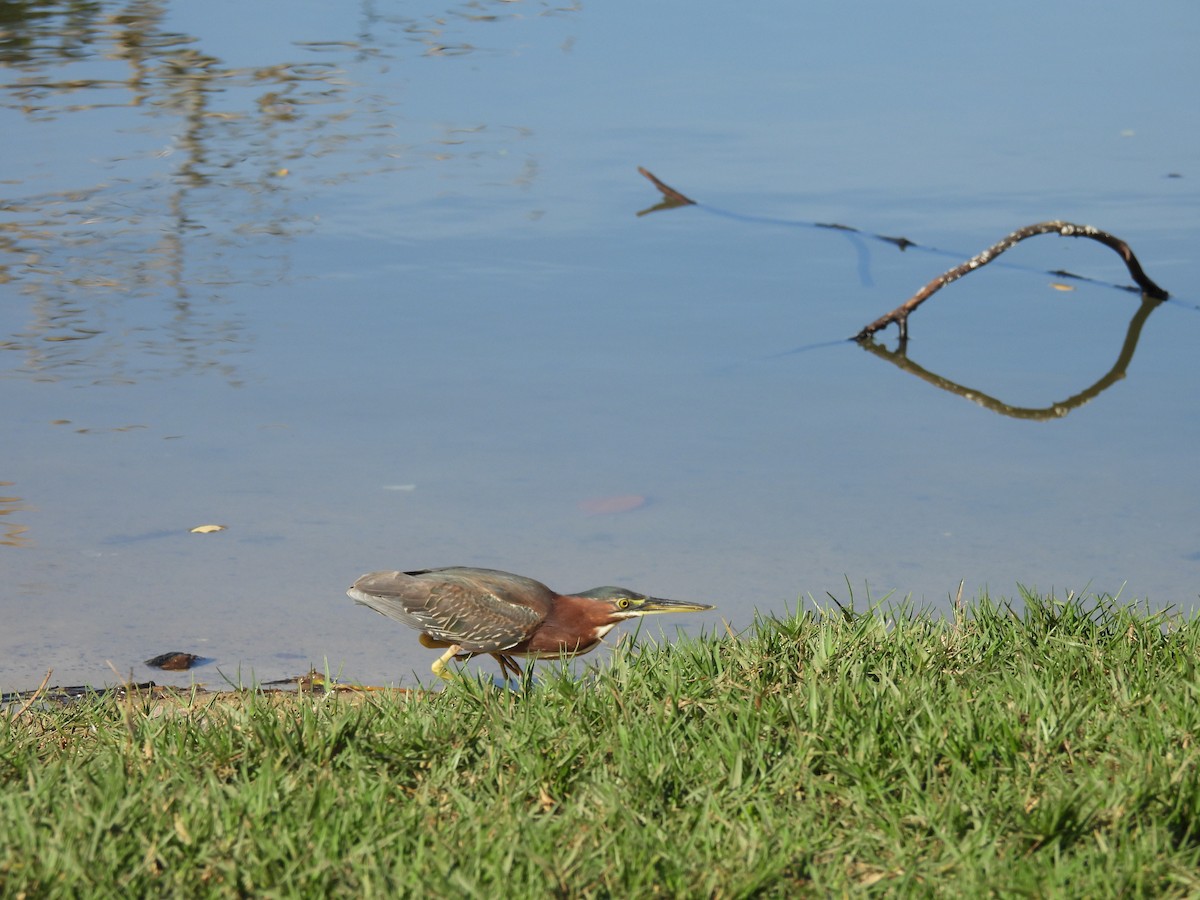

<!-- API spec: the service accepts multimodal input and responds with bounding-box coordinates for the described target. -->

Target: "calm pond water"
[3,1,1199,690]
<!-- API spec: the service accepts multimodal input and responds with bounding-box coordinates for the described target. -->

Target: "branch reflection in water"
[859,294,1166,421]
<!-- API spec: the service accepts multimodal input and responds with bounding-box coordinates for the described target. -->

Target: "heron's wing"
[348,570,543,652]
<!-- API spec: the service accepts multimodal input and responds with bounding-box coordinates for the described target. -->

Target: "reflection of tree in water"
[0,482,31,548]
[0,0,572,383]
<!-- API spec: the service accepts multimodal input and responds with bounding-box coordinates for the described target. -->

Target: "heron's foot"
[493,653,525,683]
[431,645,463,681]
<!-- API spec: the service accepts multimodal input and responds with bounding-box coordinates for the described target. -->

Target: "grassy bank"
[3,590,1200,896]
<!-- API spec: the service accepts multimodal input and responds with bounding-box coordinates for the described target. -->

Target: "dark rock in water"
[144,651,205,671]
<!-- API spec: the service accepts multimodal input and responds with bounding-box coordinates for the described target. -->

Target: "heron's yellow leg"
[431,645,463,680]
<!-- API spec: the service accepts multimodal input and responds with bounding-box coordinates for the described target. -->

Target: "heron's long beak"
[635,597,714,615]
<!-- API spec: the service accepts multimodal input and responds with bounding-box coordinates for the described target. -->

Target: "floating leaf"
[1049,282,1075,292]
[189,524,226,534]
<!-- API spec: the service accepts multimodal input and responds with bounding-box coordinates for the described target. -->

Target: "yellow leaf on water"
[1050,282,1075,292]
[189,524,226,534]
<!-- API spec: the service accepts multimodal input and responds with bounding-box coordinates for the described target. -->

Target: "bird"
[347,566,713,680]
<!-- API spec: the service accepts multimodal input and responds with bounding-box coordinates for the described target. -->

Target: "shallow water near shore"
[3,1,1199,690]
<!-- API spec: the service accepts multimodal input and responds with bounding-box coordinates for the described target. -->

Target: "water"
[3,0,1199,690]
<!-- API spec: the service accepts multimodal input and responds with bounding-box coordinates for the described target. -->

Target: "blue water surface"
[3,0,1198,688]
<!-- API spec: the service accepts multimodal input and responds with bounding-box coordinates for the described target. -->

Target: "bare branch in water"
[855,221,1169,342]
[634,169,1170,343]
[637,167,696,214]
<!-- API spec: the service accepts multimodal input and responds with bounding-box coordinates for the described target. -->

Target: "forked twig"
[637,166,695,207]
[855,221,1169,342]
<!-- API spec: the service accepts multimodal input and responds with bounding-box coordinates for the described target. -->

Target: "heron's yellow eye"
[616,598,631,610]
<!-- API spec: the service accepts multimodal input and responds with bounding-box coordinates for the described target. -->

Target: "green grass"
[4,589,1200,897]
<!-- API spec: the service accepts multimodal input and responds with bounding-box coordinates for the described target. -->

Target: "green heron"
[347,566,713,680]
